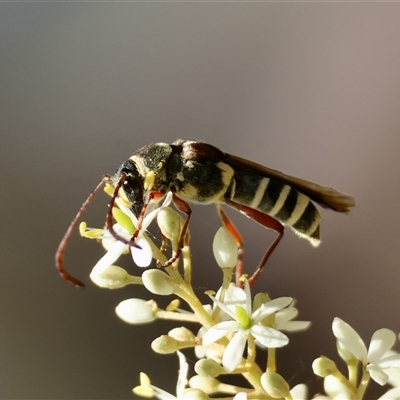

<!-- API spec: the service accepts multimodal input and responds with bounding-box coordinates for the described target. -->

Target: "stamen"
[104,183,115,197]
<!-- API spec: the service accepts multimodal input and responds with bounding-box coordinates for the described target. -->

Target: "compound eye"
[122,179,144,217]
[123,179,143,197]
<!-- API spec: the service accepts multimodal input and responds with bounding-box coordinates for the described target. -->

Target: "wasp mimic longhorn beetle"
[56,139,355,287]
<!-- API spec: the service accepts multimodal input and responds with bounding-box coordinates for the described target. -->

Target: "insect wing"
[225,153,355,213]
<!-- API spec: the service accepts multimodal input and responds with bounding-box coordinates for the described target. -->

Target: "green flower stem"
[267,348,276,372]
[164,269,216,329]
[163,266,266,394]
[247,335,256,364]
[145,232,168,265]
[210,267,234,322]
[125,275,143,285]
[347,359,359,387]
[330,369,357,396]
[155,310,200,323]
[181,244,192,284]
[231,359,264,393]
[356,369,370,399]
[166,266,267,393]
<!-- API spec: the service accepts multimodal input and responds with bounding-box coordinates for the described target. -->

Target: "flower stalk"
[78,189,400,400]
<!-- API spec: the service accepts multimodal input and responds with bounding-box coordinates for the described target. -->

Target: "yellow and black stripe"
[228,171,321,246]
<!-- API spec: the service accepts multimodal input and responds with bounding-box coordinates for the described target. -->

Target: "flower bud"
[90,265,132,289]
[260,371,290,398]
[115,298,157,324]
[312,356,338,377]
[213,227,238,269]
[142,269,175,295]
[157,207,183,245]
[169,327,196,342]
[151,335,178,354]
[195,358,224,378]
[189,376,221,394]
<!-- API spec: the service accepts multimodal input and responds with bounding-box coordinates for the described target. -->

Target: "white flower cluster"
[80,190,400,400]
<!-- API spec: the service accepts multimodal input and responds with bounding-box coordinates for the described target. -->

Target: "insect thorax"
[125,141,233,204]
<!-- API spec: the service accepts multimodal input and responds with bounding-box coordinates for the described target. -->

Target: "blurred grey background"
[2,3,400,399]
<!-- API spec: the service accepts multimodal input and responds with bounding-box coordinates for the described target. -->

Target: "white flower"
[194,284,247,361]
[88,193,173,285]
[378,350,400,399]
[202,280,291,372]
[332,317,400,385]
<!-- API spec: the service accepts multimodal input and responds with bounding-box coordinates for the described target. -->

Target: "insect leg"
[225,199,284,286]
[156,234,169,269]
[161,194,192,267]
[55,175,110,287]
[215,205,244,286]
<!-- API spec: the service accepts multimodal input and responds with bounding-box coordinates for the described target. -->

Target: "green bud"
[157,207,183,245]
[142,269,175,295]
[260,371,290,398]
[188,376,221,395]
[213,227,238,269]
[312,356,338,377]
[151,335,178,354]
[90,265,132,289]
[195,358,224,377]
[115,299,157,324]
[168,327,196,342]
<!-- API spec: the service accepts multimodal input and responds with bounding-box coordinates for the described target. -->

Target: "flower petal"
[251,325,289,348]
[368,328,396,364]
[332,318,368,362]
[209,294,238,321]
[176,351,188,397]
[91,240,127,276]
[223,330,248,372]
[378,354,400,369]
[202,321,240,345]
[278,320,311,332]
[252,297,293,323]
[290,384,308,400]
[275,307,298,326]
[367,364,389,385]
[243,280,252,315]
[131,233,153,267]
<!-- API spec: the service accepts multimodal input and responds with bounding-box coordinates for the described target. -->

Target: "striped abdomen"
[227,171,321,246]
